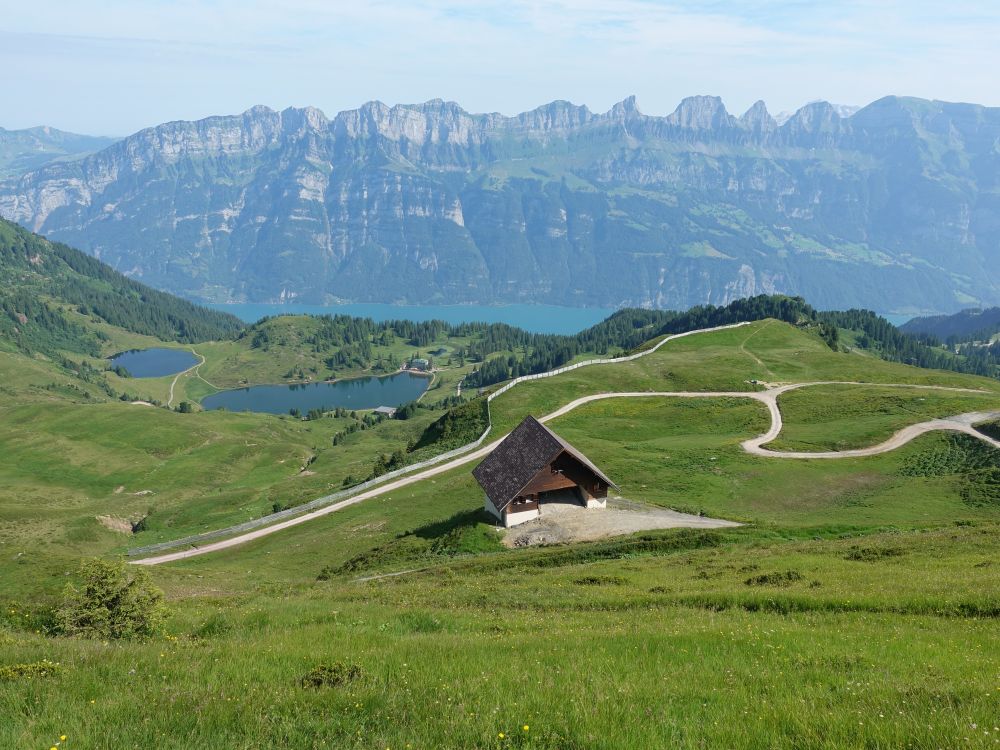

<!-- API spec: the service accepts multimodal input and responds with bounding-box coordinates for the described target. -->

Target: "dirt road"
[167,349,206,408]
[134,379,999,565]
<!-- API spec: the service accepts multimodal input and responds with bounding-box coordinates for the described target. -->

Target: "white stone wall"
[484,495,502,521]
[585,497,607,509]
[503,508,540,528]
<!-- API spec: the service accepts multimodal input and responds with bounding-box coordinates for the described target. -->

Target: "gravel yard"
[501,491,741,547]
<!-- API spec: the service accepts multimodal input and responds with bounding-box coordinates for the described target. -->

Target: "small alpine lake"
[109,348,199,378]
[200,371,430,415]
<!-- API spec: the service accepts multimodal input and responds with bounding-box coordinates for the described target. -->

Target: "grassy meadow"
[2,318,1000,748]
[768,384,1000,451]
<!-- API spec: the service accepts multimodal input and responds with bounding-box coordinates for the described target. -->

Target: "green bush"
[977,419,1000,441]
[56,558,165,640]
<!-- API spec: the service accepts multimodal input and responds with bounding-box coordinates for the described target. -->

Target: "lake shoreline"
[200,370,431,415]
[108,347,199,379]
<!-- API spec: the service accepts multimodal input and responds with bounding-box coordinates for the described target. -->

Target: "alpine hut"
[473,416,617,528]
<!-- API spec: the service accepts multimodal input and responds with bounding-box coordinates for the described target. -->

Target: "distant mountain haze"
[901,307,1000,341]
[0,126,118,179]
[2,95,999,314]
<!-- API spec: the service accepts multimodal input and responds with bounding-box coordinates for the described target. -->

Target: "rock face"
[2,95,999,313]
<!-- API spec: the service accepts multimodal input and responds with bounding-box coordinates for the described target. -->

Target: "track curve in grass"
[133,380,1000,565]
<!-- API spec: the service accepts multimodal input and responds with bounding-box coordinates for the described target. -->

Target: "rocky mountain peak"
[608,95,641,120]
[668,96,735,130]
[516,100,594,132]
[242,104,278,119]
[278,106,330,134]
[3,93,1000,315]
[780,101,843,134]
[740,100,777,133]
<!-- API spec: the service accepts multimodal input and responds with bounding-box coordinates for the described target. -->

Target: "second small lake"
[109,348,199,378]
[200,371,430,415]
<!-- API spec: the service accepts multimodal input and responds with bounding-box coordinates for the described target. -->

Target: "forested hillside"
[3,216,995,401]
[0,219,244,358]
[902,307,1000,342]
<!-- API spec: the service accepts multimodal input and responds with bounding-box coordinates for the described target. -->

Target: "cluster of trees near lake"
[0,290,103,357]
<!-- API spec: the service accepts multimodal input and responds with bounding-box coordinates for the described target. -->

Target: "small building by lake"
[407,357,431,371]
[372,406,397,417]
[473,416,616,528]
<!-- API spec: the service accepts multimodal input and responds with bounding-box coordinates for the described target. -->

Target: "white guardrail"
[127,321,750,557]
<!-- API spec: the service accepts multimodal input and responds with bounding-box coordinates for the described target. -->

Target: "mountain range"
[901,307,1000,341]
[0,125,118,180]
[2,95,999,313]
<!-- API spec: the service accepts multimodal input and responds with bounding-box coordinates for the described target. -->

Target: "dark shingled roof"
[472,416,616,513]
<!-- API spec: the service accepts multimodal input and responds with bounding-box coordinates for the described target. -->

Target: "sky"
[2,1,999,136]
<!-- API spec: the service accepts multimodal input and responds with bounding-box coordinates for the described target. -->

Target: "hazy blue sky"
[3,1,999,135]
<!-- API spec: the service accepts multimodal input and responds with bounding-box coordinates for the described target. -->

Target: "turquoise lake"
[208,302,618,335]
[109,348,198,378]
[200,372,430,415]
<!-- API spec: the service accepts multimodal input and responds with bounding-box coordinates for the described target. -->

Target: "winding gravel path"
[545,382,1000,459]
[134,378,1000,565]
[166,349,206,408]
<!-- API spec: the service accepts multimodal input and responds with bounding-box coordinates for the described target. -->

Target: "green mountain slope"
[902,306,1000,341]
[0,218,244,357]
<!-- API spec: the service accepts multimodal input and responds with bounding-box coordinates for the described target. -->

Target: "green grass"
[0,394,440,595]
[770,384,1000,451]
[2,525,998,749]
[3,317,1000,748]
[487,320,1000,435]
